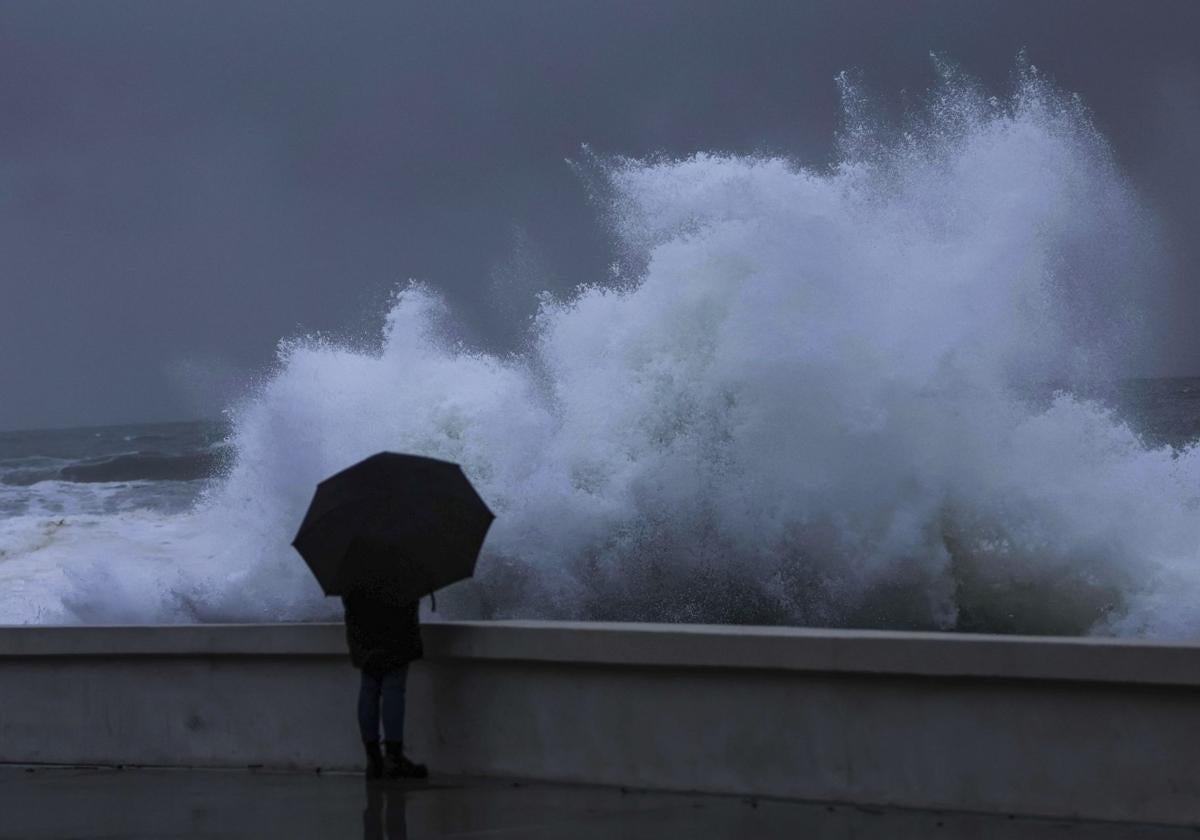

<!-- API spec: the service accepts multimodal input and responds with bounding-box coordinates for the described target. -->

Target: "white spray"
[3,59,1197,635]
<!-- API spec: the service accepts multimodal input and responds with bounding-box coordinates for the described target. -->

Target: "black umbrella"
[292,452,495,603]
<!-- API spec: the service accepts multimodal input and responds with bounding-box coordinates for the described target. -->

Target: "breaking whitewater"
[3,62,1199,636]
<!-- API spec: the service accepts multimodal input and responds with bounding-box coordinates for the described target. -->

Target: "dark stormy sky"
[2,0,1199,431]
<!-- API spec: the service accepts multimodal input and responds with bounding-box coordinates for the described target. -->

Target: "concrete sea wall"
[1,621,1198,826]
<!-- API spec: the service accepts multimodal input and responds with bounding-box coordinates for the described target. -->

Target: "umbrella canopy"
[292,452,495,603]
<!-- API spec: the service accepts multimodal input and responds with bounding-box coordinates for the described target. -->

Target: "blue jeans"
[358,666,408,745]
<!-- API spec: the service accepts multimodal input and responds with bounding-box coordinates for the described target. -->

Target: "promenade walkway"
[0,765,1189,839]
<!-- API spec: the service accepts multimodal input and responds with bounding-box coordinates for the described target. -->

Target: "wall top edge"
[0,620,1196,687]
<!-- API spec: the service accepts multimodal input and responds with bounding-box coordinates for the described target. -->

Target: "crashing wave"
[3,57,1197,636]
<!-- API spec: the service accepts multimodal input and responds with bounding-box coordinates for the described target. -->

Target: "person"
[342,541,429,780]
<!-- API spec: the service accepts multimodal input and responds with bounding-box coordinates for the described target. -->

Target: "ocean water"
[0,421,230,518]
[3,59,1198,634]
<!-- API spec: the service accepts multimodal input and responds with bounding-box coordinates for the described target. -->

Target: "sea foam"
[3,59,1197,635]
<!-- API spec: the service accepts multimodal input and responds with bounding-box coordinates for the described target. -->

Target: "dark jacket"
[342,591,423,676]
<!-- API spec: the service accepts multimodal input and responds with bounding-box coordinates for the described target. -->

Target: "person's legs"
[358,670,386,779]
[358,669,383,743]
[379,666,408,745]
[380,666,427,779]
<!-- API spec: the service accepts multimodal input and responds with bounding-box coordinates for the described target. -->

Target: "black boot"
[383,741,428,779]
[364,740,384,780]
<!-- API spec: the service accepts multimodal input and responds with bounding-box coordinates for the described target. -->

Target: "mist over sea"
[3,60,1198,635]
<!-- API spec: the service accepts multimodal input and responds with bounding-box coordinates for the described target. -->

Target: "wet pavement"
[0,765,1193,839]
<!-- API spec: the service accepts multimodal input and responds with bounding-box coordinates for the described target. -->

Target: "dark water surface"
[0,420,229,518]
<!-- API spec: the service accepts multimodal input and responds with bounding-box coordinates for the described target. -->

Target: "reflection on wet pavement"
[0,766,1192,839]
